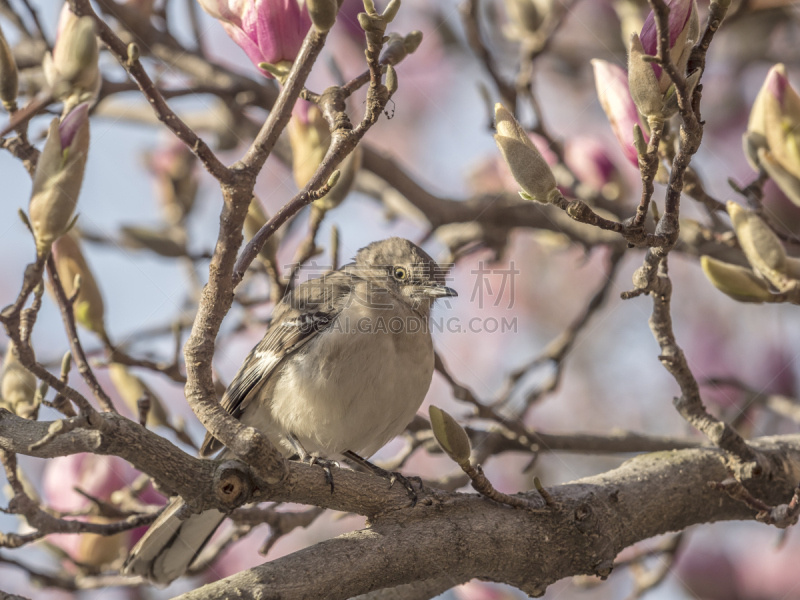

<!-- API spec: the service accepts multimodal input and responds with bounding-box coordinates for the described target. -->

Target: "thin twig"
[46,255,116,413]
[67,0,232,182]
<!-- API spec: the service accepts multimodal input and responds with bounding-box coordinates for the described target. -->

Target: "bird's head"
[351,238,457,313]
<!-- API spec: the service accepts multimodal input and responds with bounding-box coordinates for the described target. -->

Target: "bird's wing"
[199,272,351,456]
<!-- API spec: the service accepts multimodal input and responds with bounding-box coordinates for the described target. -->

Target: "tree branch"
[175,435,800,600]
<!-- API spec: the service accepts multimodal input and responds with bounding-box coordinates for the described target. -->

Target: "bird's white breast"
[247,301,434,458]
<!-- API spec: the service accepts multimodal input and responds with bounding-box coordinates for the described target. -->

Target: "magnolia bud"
[744,64,800,206]
[1,343,37,419]
[42,5,100,109]
[74,521,128,567]
[385,64,398,95]
[381,33,408,66]
[493,103,558,203]
[627,33,663,120]
[727,201,798,290]
[382,0,401,22]
[0,24,18,110]
[502,0,543,39]
[288,101,360,211]
[146,140,199,225]
[50,232,107,337]
[108,362,169,427]
[429,406,471,467]
[120,226,187,257]
[308,0,339,32]
[29,104,90,256]
[244,197,279,271]
[592,59,647,166]
[758,147,800,207]
[316,148,360,211]
[628,0,699,119]
[700,256,773,304]
[403,30,423,54]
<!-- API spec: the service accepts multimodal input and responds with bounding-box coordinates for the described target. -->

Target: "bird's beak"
[421,284,458,298]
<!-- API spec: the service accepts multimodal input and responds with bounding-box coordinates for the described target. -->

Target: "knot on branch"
[318,86,352,132]
[213,460,253,509]
[233,426,288,485]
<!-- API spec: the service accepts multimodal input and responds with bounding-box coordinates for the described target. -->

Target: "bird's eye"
[393,266,408,281]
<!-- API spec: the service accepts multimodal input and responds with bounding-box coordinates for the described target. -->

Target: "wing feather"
[199,273,349,456]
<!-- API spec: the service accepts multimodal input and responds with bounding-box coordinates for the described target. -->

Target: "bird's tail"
[122,495,225,585]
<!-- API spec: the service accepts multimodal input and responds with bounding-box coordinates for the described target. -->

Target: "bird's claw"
[302,456,339,493]
[387,472,422,506]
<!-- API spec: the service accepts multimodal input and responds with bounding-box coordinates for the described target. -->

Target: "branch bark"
[175,435,800,599]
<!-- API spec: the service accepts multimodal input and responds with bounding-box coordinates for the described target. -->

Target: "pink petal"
[43,453,134,513]
[766,65,789,105]
[222,21,268,73]
[58,103,89,149]
[565,137,618,190]
[639,0,693,80]
[592,60,648,166]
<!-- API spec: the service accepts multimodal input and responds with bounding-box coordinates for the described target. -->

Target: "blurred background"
[2,0,800,598]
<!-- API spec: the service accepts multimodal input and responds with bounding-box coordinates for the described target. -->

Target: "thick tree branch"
[175,435,800,600]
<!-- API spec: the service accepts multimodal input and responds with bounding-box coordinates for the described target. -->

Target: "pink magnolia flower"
[591,59,648,166]
[42,454,165,566]
[198,0,312,77]
[564,136,621,195]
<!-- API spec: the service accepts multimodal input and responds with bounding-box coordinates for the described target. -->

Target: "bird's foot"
[342,450,423,506]
[301,456,339,493]
[387,472,423,507]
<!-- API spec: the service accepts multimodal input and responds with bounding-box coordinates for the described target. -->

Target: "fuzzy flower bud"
[1,343,37,419]
[700,255,773,304]
[50,231,107,338]
[502,0,561,40]
[429,406,472,467]
[493,103,558,203]
[288,99,361,211]
[307,0,339,31]
[0,24,18,110]
[42,4,100,109]
[146,140,199,225]
[108,362,169,427]
[744,64,800,206]
[197,0,312,78]
[727,201,800,290]
[591,59,648,166]
[627,0,699,119]
[29,103,90,256]
[244,197,280,272]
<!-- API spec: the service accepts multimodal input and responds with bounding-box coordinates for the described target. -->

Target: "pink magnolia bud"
[197,0,312,78]
[627,0,698,119]
[29,103,90,256]
[146,139,198,224]
[42,454,161,567]
[591,59,648,166]
[565,137,622,199]
[745,64,800,206]
[44,454,134,513]
[639,0,698,89]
